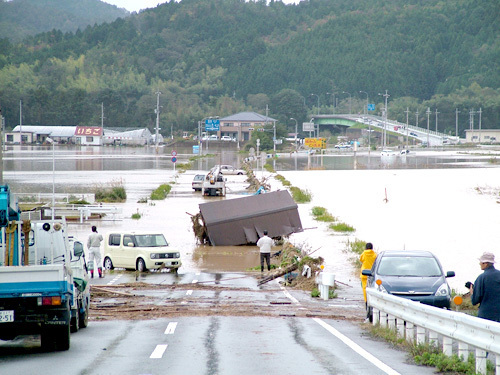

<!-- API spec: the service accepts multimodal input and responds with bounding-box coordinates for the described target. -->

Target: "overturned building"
[195,190,303,246]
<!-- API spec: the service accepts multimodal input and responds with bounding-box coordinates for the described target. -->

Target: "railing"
[367,288,500,375]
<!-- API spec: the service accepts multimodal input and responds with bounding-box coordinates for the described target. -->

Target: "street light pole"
[290,118,298,150]
[46,137,55,221]
[359,91,368,115]
[342,91,351,115]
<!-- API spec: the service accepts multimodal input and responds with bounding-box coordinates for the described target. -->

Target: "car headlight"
[435,283,450,297]
[150,253,159,259]
[377,284,388,293]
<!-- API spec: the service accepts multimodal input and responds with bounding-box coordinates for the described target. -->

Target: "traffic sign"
[171,150,177,156]
[367,104,375,111]
[205,119,220,131]
[171,157,177,163]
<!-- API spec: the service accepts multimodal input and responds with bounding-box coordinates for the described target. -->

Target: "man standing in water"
[87,225,104,278]
[257,230,273,273]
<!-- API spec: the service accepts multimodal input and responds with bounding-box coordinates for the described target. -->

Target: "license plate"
[0,310,14,323]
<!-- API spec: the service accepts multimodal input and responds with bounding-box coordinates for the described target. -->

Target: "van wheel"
[104,257,113,270]
[137,258,146,272]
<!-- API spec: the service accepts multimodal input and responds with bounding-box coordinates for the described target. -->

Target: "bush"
[150,184,172,200]
[329,222,355,232]
[290,186,312,203]
[94,180,127,203]
[311,206,336,222]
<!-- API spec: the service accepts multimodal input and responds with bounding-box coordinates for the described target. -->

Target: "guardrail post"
[442,336,452,356]
[396,318,405,338]
[405,322,414,343]
[380,311,388,328]
[387,314,396,330]
[429,330,438,348]
[496,354,500,375]
[373,308,379,325]
[458,342,468,361]
[475,348,487,375]
[416,326,426,345]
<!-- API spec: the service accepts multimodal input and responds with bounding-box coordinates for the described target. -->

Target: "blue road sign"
[205,119,220,131]
[367,104,375,111]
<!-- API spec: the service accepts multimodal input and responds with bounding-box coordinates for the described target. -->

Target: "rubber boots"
[98,268,103,278]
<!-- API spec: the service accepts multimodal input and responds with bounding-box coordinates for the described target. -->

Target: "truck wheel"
[79,302,89,328]
[54,324,70,351]
[104,257,114,270]
[70,308,80,333]
[137,258,146,272]
[41,323,70,351]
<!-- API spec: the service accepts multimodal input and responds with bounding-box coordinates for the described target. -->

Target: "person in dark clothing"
[467,252,500,322]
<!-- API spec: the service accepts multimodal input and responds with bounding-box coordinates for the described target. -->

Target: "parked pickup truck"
[0,185,90,351]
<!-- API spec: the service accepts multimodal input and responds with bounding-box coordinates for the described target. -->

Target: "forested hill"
[0,0,499,137]
[0,0,129,42]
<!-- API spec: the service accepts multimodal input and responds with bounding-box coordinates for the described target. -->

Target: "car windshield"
[134,234,168,247]
[377,256,442,277]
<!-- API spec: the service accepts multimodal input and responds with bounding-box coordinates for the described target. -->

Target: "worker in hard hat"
[360,242,377,316]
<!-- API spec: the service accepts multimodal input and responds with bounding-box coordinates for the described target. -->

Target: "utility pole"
[469,109,475,143]
[101,102,105,128]
[405,107,410,150]
[426,107,431,147]
[455,108,460,138]
[155,91,161,153]
[478,107,482,143]
[19,100,22,146]
[435,108,439,132]
[378,90,389,148]
[359,91,368,116]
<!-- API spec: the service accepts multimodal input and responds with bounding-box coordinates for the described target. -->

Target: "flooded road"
[3,144,500,294]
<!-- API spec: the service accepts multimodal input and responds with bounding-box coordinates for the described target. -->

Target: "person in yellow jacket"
[360,242,377,309]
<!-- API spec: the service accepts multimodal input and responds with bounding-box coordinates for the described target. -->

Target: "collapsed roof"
[198,190,303,246]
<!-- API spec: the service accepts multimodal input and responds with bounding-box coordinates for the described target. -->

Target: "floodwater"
[3,143,500,293]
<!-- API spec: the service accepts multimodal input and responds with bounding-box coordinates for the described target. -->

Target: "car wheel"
[137,258,146,272]
[237,172,243,175]
[104,257,114,270]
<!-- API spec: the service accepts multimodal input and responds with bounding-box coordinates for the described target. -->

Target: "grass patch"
[329,222,355,232]
[275,174,292,186]
[131,212,141,220]
[150,184,172,200]
[290,186,312,203]
[94,180,127,202]
[311,206,336,222]
[369,324,494,374]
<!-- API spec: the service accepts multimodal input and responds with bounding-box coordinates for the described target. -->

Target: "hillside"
[0,0,498,138]
[0,0,129,42]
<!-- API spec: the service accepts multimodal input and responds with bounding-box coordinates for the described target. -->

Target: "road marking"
[150,344,168,359]
[164,322,178,334]
[186,290,193,295]
[106,274,123,286]
[313,318,401,375]
[279,283,300,304]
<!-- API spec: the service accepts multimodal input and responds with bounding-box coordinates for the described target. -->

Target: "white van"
[103,232,181,273]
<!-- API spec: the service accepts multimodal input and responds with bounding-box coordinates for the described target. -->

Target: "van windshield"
[134,234,168,247]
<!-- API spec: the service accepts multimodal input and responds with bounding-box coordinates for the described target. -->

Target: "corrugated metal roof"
[11,125,77,137]
[199,190,303,246]
[219,112,276,122]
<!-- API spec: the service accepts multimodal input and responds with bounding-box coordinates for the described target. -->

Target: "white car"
[381,149,398,157]
[103,232,181,273]
[192,174,205,191]
[208,135,218,140]
[218,165,245,175]
[221,136,232,141]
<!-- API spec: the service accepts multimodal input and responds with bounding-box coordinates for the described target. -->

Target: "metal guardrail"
[367,288,500,375]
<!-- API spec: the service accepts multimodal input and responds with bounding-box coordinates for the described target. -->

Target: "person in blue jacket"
[467,252,500,322]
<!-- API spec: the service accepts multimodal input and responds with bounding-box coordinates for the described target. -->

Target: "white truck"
[202,166,226,196]
[0,185,90,351]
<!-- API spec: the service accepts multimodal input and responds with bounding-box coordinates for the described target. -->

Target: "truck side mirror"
[73,241,84,258]
[362,269,373,277]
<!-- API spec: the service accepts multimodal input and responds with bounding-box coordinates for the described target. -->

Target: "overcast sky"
[102,0,300,13]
